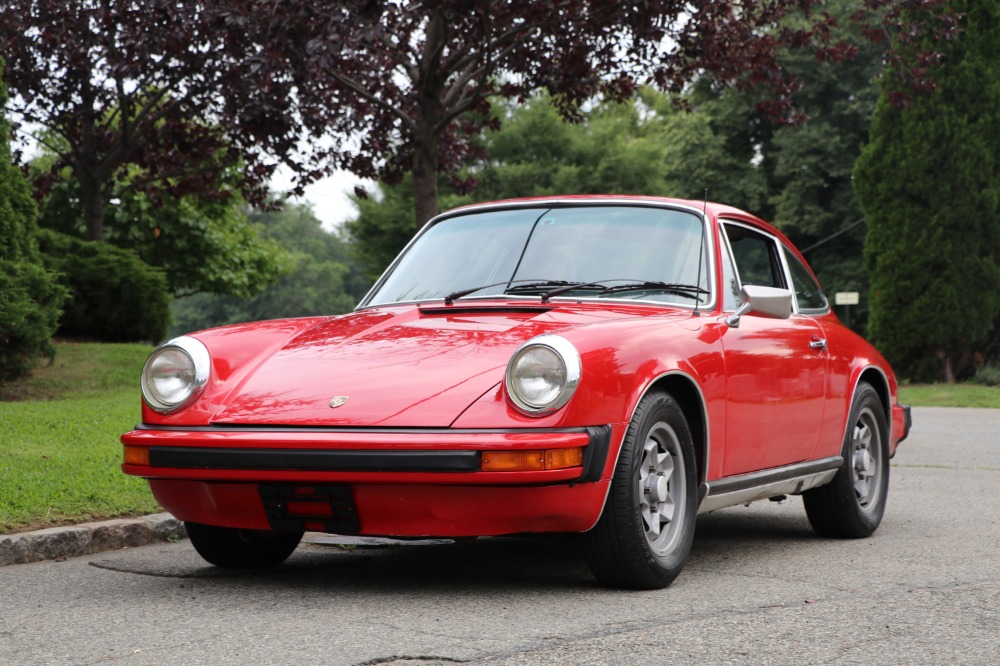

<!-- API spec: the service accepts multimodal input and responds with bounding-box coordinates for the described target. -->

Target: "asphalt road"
[2,407,998,665]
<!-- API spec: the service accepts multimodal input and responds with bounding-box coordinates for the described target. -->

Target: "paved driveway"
[1,407,998,665]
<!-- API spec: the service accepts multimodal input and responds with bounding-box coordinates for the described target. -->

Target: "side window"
[722,223,786,290]
[783,247,829,313]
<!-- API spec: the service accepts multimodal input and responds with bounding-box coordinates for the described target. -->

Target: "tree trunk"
[78,169,105,242]
[411,9,446,230]
[939,351,956,384]
[412,144,438,229]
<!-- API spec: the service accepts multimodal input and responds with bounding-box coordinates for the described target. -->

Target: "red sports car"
[122,196,911,589]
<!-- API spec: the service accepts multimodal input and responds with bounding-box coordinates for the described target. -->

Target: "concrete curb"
[0,513,187,567]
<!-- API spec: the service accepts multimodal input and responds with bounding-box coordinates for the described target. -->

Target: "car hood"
[209,302,680,427]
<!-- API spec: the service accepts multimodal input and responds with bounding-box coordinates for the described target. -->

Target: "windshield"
[364,205,711,307]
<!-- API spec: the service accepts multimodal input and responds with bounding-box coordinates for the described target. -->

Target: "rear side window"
[722,223,786,290]
[783,247,829,313]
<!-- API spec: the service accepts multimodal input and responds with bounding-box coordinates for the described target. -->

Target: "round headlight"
[141,336,210,414]
[505,335,581,415]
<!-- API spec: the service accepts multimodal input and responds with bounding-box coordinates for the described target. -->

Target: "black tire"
[803,382,889,538]
[185,522,303,569]
[584,391,698,590]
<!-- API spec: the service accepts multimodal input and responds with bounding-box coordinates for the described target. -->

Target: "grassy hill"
[0,342,160,533]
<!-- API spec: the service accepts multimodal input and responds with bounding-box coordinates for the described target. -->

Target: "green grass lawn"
[899,383,1000,409]
[1,341,997,534]
[0,342,160,533]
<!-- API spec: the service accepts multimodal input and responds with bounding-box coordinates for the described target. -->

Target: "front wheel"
[803,382,889,538]
[185,522,303,569]
[584,391,698,589]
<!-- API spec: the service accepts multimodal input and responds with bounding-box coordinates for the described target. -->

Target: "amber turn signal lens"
[481,447,583,472]
[482,451,545,471]
[123,445,150,466]
[546,447,584,469]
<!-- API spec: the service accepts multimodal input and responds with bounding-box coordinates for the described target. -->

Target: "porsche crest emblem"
[328,396,350,408]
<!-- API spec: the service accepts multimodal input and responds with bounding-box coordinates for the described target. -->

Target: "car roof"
[436,194,807,270]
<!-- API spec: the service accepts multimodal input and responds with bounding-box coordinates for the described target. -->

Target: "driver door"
[718,221,829,476]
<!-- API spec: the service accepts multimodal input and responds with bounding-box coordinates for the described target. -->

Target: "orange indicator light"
[481,447,583,472]
[546,447,584,469]
[123,445,150,466]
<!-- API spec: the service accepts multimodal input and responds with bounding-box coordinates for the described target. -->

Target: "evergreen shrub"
[38,229,171,343]
[1,55,67,381]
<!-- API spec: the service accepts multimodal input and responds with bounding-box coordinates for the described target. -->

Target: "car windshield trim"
[359,202,717,311]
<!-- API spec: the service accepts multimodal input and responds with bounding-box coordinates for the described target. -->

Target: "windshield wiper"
[535,279,709,303]
[445,279,710,305]
[505,280,586,295]
[444,281,514,305]
[598,281,710,301]
[444,279,576,304]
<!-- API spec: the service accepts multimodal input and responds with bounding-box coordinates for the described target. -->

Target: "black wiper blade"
[505,280,581,295]
[444,280,517,305]
[536,281,613,302]
[538,279,710,303]
[598,281,710,300]
[444,279,576,304]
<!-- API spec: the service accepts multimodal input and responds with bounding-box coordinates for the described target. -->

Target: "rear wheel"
[185,522,303,568]
[803,382,889,538]
[584,391,698,589]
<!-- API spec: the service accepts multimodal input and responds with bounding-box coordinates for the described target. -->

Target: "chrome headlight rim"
[140,335,211,414]
[505,334,582,416]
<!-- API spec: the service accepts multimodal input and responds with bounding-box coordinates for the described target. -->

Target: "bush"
[1,55,67,382]
[38,229,171,343]
[0,259,66,382]
[972,365,1000,388]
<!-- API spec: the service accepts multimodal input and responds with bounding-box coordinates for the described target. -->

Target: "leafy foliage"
[38,230,171,343]
[855,0,1000,382]
[38,172,290,299]
[0,57,66,383]
[750,0,884,335]
[221,0,959,228]
[2,0,960,239]
[0,1,274,242]
[170,204,369,335]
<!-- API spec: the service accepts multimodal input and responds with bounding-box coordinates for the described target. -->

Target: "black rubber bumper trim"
[579,425,612,483]
[148,447,480,472]
[900,404,912,442]
[143,425,613,481]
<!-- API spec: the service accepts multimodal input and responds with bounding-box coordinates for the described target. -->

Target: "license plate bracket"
[259,484,361,533]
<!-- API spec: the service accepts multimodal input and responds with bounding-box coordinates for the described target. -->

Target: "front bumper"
[121,424,618,536]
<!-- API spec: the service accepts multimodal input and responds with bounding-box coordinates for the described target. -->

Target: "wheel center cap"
[649,475,668,503]
[854,449,872,475]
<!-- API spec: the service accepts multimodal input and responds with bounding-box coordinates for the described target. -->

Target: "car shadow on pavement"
[87,500,822,592]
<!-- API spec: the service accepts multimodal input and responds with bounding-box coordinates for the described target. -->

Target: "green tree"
[37,165,289,298]
[753,1,883,335]
[0,56,66,382]
[855,0,1000,382]
[170,204,369,335]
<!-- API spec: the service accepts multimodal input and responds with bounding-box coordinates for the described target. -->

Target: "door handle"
[809,337,828,350]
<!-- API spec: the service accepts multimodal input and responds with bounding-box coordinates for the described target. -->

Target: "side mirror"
[725,285,793,328]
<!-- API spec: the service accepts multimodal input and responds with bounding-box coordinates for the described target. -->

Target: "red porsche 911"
[122,196,910,589]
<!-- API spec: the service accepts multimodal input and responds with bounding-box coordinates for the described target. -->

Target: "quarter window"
[719,233,741,311]
[783,247,829,313]
[722,223,786,290]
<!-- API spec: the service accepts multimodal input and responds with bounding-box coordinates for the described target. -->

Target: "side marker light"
[123,445,150,466]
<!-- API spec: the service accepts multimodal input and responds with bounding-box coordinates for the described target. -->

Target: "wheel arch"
[638,372,709,490]
[856,366,891,424]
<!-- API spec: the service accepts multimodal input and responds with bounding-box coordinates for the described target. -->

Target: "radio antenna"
[692,190,708,317]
